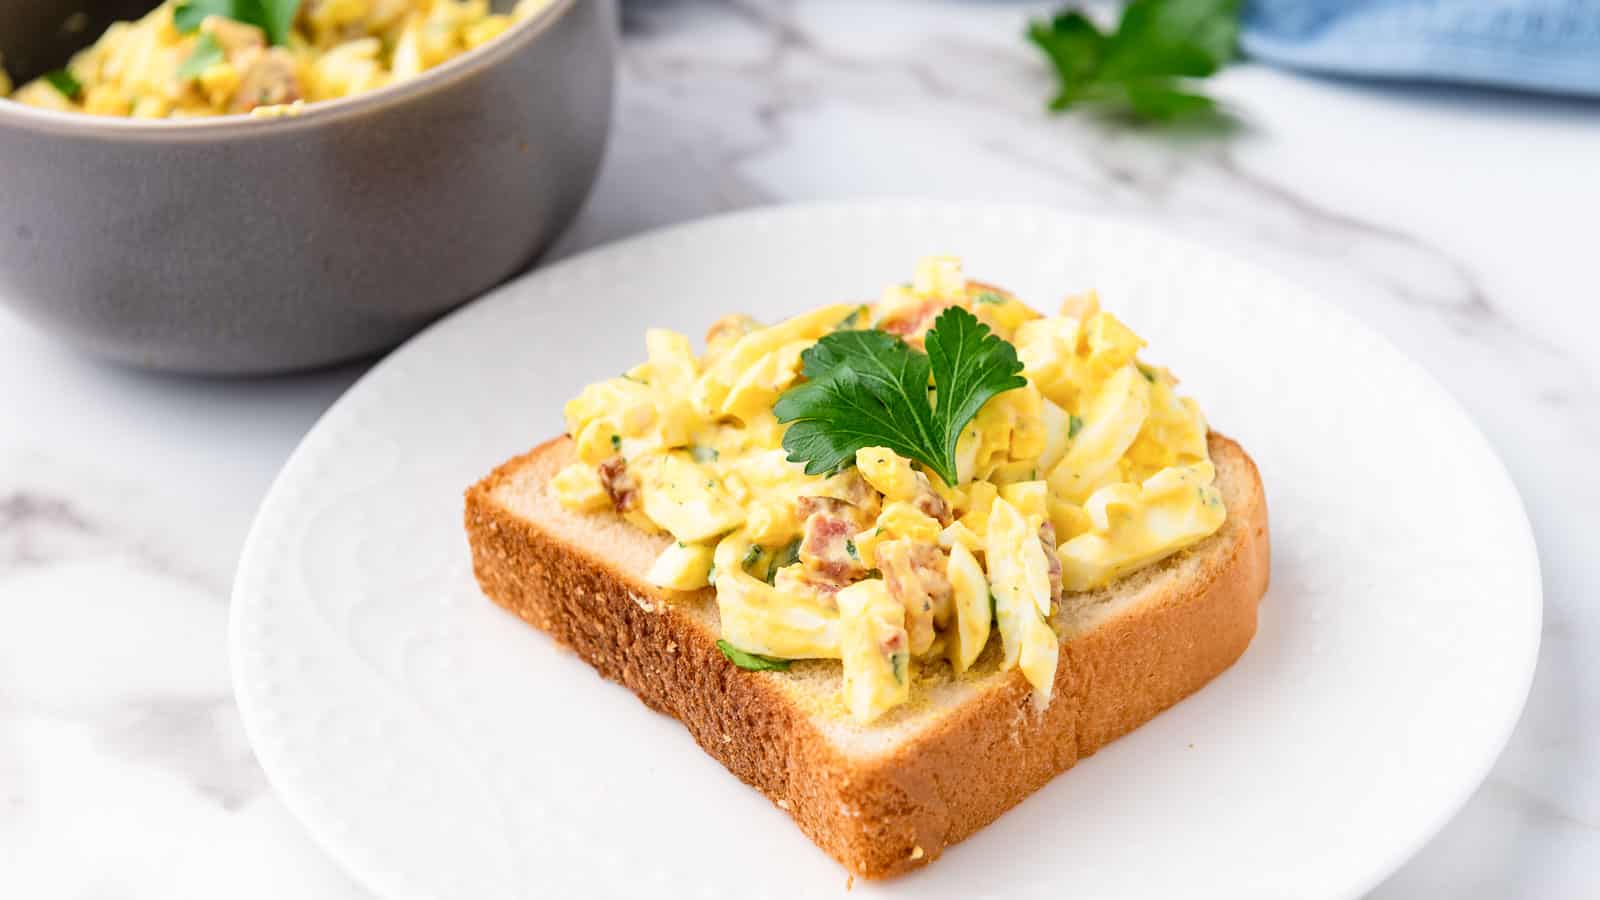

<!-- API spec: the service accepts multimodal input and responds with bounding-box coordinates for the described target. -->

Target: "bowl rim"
[0,0,582,141]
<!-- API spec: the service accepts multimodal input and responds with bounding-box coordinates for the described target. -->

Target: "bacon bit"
[879,299,952,347]
[824,469,880,519]
[796,495,850,522]
[920,549,955,627]
[798,485,877,531]
[228,47,301,114]
[773,565,851,605]
[1039,521,1063,605]
[798,510,866,581]
[911,480,952,525]
[597,455,637,512]
[878,539,952,654]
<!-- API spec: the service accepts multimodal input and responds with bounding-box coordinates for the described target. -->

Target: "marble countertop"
[3,2,1596,896]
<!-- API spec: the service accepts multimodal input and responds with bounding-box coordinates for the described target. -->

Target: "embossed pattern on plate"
[232,203,1541,900]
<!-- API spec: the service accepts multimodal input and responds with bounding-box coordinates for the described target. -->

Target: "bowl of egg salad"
[0,0,614,373]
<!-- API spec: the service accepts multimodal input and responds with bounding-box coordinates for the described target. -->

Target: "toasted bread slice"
[464,433,1269,877]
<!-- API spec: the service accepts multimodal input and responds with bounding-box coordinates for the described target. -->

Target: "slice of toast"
[464,433,1269,878]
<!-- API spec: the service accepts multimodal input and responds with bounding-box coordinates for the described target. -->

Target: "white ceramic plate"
[232,203,1540,900]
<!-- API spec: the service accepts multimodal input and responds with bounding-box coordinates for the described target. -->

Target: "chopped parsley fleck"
[610,434,621,451]
[845,539,859,561]
[773,537,802,571]
[975,291,1006,305]
[1068,414,1084,439]
[741,544,763,569]
[759,539,802,585]
[42,68,81,99]
[716,640,791,672]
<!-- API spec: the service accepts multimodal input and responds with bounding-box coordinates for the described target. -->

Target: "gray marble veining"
[2,1,1595,896]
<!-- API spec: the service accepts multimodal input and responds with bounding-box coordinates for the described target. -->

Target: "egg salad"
[553,258,1226,723]
[3,0,549,118]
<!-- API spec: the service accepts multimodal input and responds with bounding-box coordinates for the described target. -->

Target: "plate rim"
[230,199,1543,900]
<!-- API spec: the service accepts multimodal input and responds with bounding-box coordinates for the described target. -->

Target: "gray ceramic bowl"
[0,0,614,374]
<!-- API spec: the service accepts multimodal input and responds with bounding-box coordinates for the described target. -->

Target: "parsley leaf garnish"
[716,639,791,672]
[172,0,223,34]
[177,33,225,80]
[42,69,81,99]
[174,0,301,46]
[773,306,1026,486]
[1028,0,1240,122]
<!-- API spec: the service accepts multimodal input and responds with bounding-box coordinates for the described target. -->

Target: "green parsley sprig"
[174,0,301,47]
[773,306,1027,487]
[1028,0,1241,122]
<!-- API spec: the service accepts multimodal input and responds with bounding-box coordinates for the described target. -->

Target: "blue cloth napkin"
[1242,0,1600,96]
